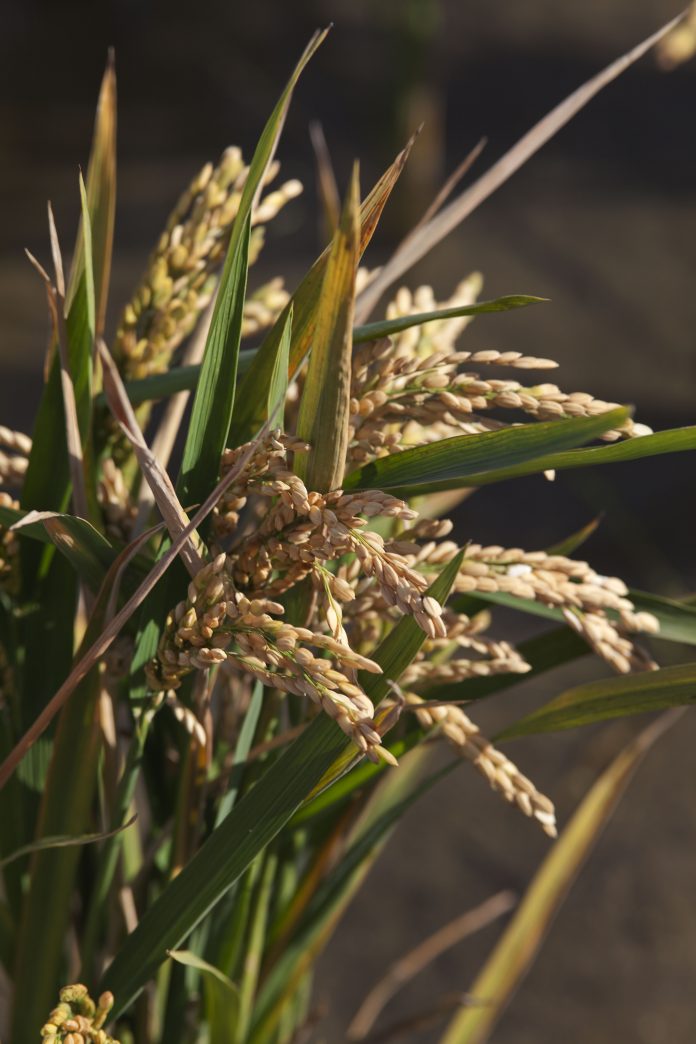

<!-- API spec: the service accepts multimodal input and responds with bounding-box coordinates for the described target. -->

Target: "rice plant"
[1,16,694,1044]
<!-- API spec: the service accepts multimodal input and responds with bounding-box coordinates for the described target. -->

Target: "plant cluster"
[0,19,694,1044]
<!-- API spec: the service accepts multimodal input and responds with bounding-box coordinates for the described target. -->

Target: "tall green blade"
[178,28,327,505]
[249,749,445,1042]
[66,51,117,336]
[21,55,116,571]
[177,215,250,509]
[295,166,359,491]
[168,950,240,1044]
[228,136,416,446]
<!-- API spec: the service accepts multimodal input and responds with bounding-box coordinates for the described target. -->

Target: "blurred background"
[1,1,695,1040]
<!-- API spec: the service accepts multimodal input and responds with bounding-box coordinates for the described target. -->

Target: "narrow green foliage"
[66,52,117,335]
[235,852,278,1042]
[0,509,114,592]
[546,516,602,556]
[10,535,140,1042]
[21,56,116,544]
[78,171,96,344]
[443,424,696,490]
[296,166,360,491]
[177,215,250,508]
[168,950,240,1044]
[344,408,630,495]
[267,306,293,431]
[498,662,696,739]
[452,588,696,648]
[0,814,135,870]
[249,748,443,1042]
[229,135,416,446]
[352,294,545,343]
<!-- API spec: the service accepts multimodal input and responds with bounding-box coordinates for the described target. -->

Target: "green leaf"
[352,294,545,344]
[452,588,696,648]
[66,52,116,336]
[497,663,696,739]
[10,670,103,1044]
[267,306,293,431]
[177,215,250,508]
[6,511,114,593]
[168,950,239,1044]
[10,540,144,1043]
[288,732,420,828]
[546,516,601,557]
[235,852,277,1043]
[296,166,359,492]
[440,710,682,1044]
[442,425,696,491]
[78,171,96,345]
[178,28,326,506]
[105,350,255,410]
[344,408,630,495]
[0,815,136,871]
[250,748,445,1043]
[100,555,463,1016]
[228,134,416,446]
[628,589,696,647]
[20,58,116,587]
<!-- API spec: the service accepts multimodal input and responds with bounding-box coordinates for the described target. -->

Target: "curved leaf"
[497,663,696,739]
[168,950,239,1044]
[344,408,630,495]
[7,511,114,593]
[352,295,545,344]
[452,588,696,648]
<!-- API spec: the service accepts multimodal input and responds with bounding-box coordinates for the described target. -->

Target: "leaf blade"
[295,166,359,491]
[352,295,545,344]
[228,134,417,446]
[178,28,327,506]
[497,663,696,739]
[344,408,630,495]
[168,949,240,1044]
